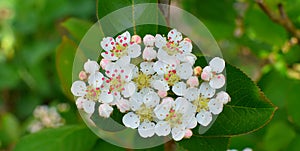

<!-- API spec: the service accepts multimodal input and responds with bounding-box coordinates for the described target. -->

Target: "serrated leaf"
[194,57,277,137]
[177,137,229,151]
[14,125,98,151]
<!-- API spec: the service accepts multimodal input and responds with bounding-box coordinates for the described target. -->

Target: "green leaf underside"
[177,137,229,151]
[14,125,98,151]
[194,57,276,137]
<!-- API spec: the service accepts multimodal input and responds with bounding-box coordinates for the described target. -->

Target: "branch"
[255,0,300,41]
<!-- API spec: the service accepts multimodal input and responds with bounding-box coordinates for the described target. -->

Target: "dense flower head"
[71,29,230,141]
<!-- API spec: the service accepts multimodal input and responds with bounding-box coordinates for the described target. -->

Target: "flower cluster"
[28,105,65,133]
[71,29,231,141]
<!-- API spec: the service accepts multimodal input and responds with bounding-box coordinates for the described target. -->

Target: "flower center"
[192,96,210,112]
[164,70,180,86]
[136,104,153,122]
[133,72,151,90]
[112,43,128,58]
[85,86,101,101]
[107,75,125,94]
[165,109,183,127]
[163,42,180,55]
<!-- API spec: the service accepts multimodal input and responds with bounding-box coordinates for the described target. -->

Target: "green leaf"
[258,69,300,127]
[263,121,296,151]
[91,139,125,151]
[61,18,93,42]
[177,137,229,151]
[97,0,167,37]
[0,113,20,147]
[194,57,277,137]
[14,125,98,151]
[55,36,77,100]
[181,0,236,40]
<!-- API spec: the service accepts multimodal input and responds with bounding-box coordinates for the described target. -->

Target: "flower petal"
[84,59,100,74]
[122,112,140,129]
[138,121,155,138]
[122,82,136,98]
[171,126,185,141]
[155,34,167,48]
[75,97,85,109]
[209,74,225,89]
[201,66,212,81]
[154,98,173,120]
[184,87,199,101]
[155,121,171,136]
[127,43,141,58]
[196,110,212,126]
[176,63,193,80]
[71,81,87,96]
[99,91,114,103]
[186,76,199,87]
[199,82,216,98]
[98,103,113,118]
[151,79,169,91]
[143,34,155,47]
[216,91,231,104]
[186,116,197,129]
[82,100,95,114]
[101,51,118,61]
[140,62,155,75]
[167,29,182,43]
[100,37,115,52]
[143,92,160,108]
[129,93,143,111]
[105,62,121,78]
[178,40,192,52]
[116,56,130,67]
[208,99,223,115]
[153,61,168,75]
[88,72,103,88]
[116,98,130,113]
[116,31,130,45]
[142,47,157,61]
[172,82,187,96]
[209,57,225,73]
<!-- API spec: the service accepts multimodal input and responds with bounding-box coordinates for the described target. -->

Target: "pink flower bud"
[79,71,87,80]
[184,129,193,138]
[143,34,155,46]
[162,97,174,104]
[131,35,142,44]
[187,76,199,87]
[100,59,110,69]
[194,66,202,76]
[158,90,167,98]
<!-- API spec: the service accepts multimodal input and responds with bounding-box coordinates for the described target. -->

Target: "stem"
[255,0,300,43]
[158,0,171,27]
[164,139,176,151]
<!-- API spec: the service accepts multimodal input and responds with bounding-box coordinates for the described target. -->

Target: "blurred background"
[1,0,300,150]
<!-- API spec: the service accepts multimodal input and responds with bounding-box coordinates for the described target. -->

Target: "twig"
[255,0,300,41]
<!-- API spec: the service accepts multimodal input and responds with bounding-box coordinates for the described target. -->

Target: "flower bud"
[131,35,142,44]
[158,90,167,98]
[193,66,202,76]
[79,71,87,80]
[187,76,199,87]
[184,129,193,138]
[143,34,155,47]
[100,59,110,69]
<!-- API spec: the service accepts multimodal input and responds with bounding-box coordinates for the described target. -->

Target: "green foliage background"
[0,0,299,151]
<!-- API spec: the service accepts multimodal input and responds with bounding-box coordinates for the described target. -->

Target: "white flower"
[153,49,178,75]
[154,29,195,65]
[71,60,113,116]
[201,57,226,89]
[172,81,229,126]
[154,97,196,141]
[122,89,160,138]
[100,31,141,60]
[103,56,137,99]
